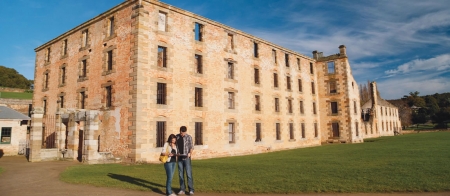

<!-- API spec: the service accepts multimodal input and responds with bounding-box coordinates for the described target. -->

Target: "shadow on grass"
[107,173,165,194]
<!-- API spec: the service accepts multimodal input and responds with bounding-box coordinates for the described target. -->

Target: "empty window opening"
[289,123,294,139]
[272,49,277,64]
[314,123,318,138]
[327,61,335,74]
[107,50,113,71]
[310,62,314,74]
[311,82,315,94]
[300,101,304,114]
[105,86,112,108]
[301,123,306,138]
[287,76,291,90]
[275,98,280,112]
[59,95,64,109]
[276,123,281,140]
[195,54,202,74]
[332,123,339,137]
[195,87,203,107]
[255,95,261,111]
[61,67,66,85]
[329,81,337,93]
[157,46,167,68]
[227,33,234,50]
[313,102,317,114]
[274,73,278,88]
[227,62,234,79]
[254,68,260,84]
[80,91,86,109]
[82,29,89,47]
[109,17,115,36]
[195,122,203,145]
[63,39,68,56]
[255,123,261,142]
[331,102,338,114]
[254,42,259,58]
[288,99,293,113]
[194,22,203,41]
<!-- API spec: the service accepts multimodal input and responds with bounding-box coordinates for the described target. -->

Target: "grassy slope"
[0,91,33,99]
[60,132,450,193]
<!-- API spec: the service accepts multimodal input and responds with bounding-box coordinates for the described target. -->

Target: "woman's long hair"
[167,134,177,143]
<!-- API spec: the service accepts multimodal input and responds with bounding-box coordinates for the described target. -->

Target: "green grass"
[0,91,33,99]
[60,132,450,193]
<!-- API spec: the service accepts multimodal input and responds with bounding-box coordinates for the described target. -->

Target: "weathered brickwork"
[31,0,401,163]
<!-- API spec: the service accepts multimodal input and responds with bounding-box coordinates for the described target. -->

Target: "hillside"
[0,65,33,89]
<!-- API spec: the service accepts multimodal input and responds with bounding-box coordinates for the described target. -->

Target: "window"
[45,48,51,62]
[301,123,305,138]
[60,67,66,85]
[331,102,338,114]
[313,102,317,114]
[195,122,203,145]
[276,123,281,140]
[332,123,339,137]
[228,92,235,109]
[63,39,68,56]
[105,86,112,108]
[81,59,87,77]
[107,50,113,71]
[157,83,167,105]
[288,99,293,114]
[285,53,289,67]
[300,101,304,114]
[59,95,64,108]
[156,121,166,147]
[355,122,359,137]
[195,87,203,107]
[289,123,294,139]
[327,61,335,74]
[1,127,12,144]
[272,49,277,64]
[82,29,89,47]
[227,33,234,50]
[228,123,235,143]
[354,101,357,114]
[381,107,383,116]
[275,98,280,112]
[314,123,318,138]
[43,99,47,115]
[254,68,260,84]
[157,46,167,68]
[286,76,291,90]
[329,81,337,93]
[109,16,115,36]
[80,91,86,109]
[158,12,167,32]
[298,79,303,92]
[255,123,261,142]
[274,73,278,88]
[297,58,300,70]
[311,81,315,94]
[195,54,202,74]
[194,22,203,41]
[44,72,49,89]
[310,62,314,74]
[255,95,261,111]
[227,62,234,79]
[254,42,259,58]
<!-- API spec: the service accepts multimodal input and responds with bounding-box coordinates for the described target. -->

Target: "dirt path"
[0,156,448,196]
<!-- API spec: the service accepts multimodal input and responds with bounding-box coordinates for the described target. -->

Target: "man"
[176,126,194,195]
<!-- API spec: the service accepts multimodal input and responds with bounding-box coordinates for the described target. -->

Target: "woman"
[161,134,178,196]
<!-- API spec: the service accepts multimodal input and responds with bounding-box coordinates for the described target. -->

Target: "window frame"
[327,61,335,74]
[157,83,167,105]
[228,92,235,109]
[195,87,203,107]
[157,46,167,68]
[195,122,203,145]
[194,22,203,41]
[331,102,338,115]
[255,123,261,142]
[1,127,12,144]
[228,122,235,143]
[156,121,166,147]
[195,54,203,74]
[227,62,234,79]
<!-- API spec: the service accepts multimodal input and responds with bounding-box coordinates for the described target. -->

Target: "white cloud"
[385,54,450,75]
[378,74,450,99]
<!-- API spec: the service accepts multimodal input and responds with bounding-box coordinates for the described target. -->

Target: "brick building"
[31,0,399,163]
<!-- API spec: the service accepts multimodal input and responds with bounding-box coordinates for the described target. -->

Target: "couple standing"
[161,126,194,196]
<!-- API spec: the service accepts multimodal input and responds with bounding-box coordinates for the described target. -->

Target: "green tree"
[0,65,32,89]
[403,91,426,107]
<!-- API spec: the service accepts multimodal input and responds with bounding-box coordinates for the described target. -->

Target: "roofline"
[34,0,316,61]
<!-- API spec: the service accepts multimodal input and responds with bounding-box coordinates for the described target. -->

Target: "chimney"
[339,45,346,56]
[312,50,318,60]
[370,81,377,111]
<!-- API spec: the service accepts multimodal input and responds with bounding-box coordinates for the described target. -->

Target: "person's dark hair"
[167,134,176,143]
[180,126,187,132]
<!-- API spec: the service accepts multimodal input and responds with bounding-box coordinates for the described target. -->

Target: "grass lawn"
[0,91,33,99]
[60,132,450,193]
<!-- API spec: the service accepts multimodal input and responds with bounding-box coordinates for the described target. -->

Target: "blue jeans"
[178,158,194,192]
[164,162,176,195]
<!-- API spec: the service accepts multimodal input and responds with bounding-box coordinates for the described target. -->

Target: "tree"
[412,108,429,127]
[431,107,450,128]
[403,91,426,107]
[0,65,32,89]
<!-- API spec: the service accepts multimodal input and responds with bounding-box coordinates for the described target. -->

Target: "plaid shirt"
[176,133,194,156]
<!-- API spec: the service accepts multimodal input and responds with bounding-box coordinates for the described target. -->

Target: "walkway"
[0,156,448,196]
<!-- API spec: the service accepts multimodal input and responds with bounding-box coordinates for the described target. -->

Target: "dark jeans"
[164,162,176,195]
[178,158,194,192]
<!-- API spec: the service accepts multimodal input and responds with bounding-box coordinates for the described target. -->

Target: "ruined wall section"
[33,2,135,159]
[138,0,321,162]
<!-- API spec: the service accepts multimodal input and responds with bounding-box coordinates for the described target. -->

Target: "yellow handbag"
[159,143,169,163]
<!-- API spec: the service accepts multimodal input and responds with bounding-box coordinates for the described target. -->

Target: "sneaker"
[168,193,177,196]
[189,191,194,195]
[177,190,185,195]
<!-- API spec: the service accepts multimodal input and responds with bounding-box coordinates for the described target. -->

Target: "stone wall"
[0,98,32,115]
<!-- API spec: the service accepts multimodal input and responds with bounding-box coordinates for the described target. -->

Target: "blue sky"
[1,0,449,99]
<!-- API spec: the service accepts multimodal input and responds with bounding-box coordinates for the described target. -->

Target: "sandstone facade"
[31,0,400,163]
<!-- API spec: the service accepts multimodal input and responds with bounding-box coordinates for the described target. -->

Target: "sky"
[1,0,449,100]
